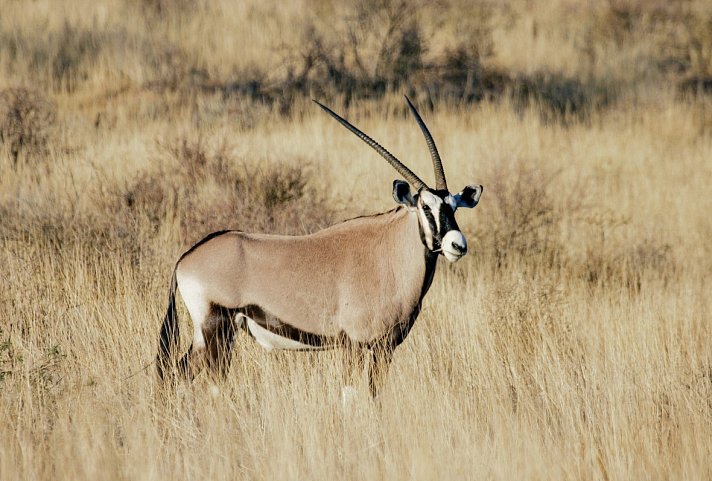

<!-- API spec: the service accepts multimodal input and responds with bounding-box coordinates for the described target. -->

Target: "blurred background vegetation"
[2,0,712,114]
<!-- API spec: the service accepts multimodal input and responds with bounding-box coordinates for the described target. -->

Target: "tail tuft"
[156,269,179,380]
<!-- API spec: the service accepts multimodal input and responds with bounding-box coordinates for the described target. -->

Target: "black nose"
[451,242,466,254]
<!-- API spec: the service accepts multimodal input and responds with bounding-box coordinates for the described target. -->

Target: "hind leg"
[176,278,211,380]
[175,317,209,380]
[203,305,239,378]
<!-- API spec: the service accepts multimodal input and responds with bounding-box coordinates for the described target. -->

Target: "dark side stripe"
[237,304,347,349]
[178,229,236,263]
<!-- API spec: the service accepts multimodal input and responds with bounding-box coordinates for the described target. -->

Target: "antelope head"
[314,97,483,263]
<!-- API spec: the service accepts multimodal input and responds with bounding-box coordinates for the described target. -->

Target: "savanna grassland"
[1,0,712,479]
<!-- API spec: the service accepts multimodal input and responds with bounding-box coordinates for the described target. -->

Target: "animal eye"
[422,204,431,211]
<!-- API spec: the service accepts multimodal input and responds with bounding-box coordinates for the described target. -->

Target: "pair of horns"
[314,97,447,191]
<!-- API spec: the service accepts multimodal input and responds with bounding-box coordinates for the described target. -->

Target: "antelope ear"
[392,180,415,207]
[454,184,483,208]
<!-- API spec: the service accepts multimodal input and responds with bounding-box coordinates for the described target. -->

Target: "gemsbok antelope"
[156,97,483,397]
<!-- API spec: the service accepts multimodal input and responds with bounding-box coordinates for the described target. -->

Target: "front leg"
[339,346,367,406]
[368,345,394,399]
[341,346,367,386]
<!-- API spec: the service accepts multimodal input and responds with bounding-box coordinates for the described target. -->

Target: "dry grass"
[1,1,712,480]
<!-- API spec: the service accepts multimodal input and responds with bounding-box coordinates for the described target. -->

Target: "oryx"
[156,97,483,396]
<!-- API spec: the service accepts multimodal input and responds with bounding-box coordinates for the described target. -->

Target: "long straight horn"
[313,100,427,191]
[405,96,447,191]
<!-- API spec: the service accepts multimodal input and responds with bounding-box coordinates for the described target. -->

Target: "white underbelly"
[245,317,322,352]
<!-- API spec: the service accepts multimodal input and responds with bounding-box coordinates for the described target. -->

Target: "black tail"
[156,269,179,380]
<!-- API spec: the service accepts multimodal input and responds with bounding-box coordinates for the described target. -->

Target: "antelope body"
[157,98,483,396]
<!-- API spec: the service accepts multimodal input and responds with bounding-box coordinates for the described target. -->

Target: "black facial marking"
[418,204,440,249]
[439,202,459,234]
[439,206,449,233]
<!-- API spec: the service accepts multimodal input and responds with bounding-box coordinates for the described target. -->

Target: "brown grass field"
[1,0,712,479]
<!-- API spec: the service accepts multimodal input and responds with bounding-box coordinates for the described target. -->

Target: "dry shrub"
[179,161,331,239]
[277,0,426,103]
[120,171,176,230]
[163,136,333,237]
[478,159,677,290]
[0,23,111,92]
[0,87,56,166]
[105,135,334,250]
[676,8,712,94]
[0,23,106,92]
[426,46,506,103]
[591,0,679,45]
[510,73,614,123]
[134,0,198,17]
[684,15,712,79]
[142,42,196,92]
[624,239,675,286]
[160,135,234,183]
[578,217,676,291]
[49,23,106,92]
[482,162,565,269]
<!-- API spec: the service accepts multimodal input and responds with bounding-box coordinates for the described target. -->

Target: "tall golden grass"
[1,1,712,479]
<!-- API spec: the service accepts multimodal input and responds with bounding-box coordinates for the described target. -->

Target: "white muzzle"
[442,230,467,262]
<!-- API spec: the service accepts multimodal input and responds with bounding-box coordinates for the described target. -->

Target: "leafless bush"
[256,165,309,209]
[134,0,197,17]
[159,135,234,183]
[0,87,56,166]
[477,159,676,291]
[277,0,426,104]
[0,23,107,92]
[482,162,564,269]
[685,14,712,78]
[510,73,614,123]
[120,171,176,229]
[676,8,712,95]
[50,23,106,92]
[579,218,676,291]
[424,46,505,103]
[105,135,334,250]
